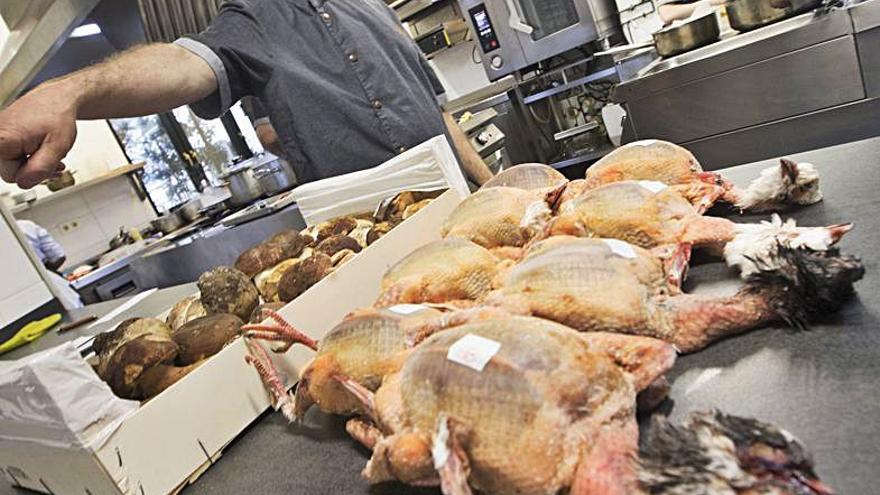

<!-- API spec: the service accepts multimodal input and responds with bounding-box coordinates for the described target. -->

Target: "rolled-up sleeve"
[174,1,273,119]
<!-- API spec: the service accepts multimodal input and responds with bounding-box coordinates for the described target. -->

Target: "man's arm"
[0,43,217,189]
[443,112,494,186]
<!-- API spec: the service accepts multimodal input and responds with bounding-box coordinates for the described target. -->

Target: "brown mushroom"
[165,295,207,331]
[198,266,259,321]
[94,318,179,399]
[234,244,286,278]
[277,253,333,302]
[255,258,301,302]
[366,222,393,245]
[171,313,243,365]
[316,216,358,242]
[265,229,309,259]
[136,361,203,400]
[315,235,362,257]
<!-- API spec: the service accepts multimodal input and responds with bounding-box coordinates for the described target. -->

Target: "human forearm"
[443,112,493,186]
[57,43,217,119]
[0,43,217,188]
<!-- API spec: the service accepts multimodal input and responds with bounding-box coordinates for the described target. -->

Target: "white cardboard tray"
[0,189,463,495]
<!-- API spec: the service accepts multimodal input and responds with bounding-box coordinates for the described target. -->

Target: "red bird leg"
[331,373,379,425]
[571,418,638,495]
[434,416,473,495]
[665,243,692,290]
[346,418,384,451]
[242,309,318,352]
[244,343,296,420]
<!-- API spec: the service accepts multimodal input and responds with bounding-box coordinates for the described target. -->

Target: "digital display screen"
[468,5,499,53]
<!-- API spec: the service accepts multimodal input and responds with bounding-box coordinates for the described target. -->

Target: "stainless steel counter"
[613,0,880,169]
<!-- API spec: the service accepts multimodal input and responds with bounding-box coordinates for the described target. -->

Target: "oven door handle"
[504,0,534,34]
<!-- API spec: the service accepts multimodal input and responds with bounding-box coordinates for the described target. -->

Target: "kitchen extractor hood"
[0,0,99,106]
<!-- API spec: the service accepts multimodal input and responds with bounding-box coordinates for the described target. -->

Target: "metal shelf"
[522,67,619,105]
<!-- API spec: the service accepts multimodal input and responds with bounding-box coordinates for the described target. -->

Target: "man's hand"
[0,82,78,189]
[0,43,217,189]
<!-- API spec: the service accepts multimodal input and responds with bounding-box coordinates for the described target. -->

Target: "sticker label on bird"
[447,334,501,372]
[602,239,637,259]
[387,304,430,315]
[637,180,667,193]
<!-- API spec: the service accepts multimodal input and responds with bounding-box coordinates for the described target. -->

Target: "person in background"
[656,0,725,24]
[241,97,286,159]
[17,220,66,272]
[16,220,84,309]
[0,0,494,190]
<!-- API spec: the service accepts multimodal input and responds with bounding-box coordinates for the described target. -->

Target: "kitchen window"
[109,105,257,214]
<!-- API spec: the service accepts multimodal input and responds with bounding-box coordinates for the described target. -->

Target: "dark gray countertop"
[3,137,879,494]
[0,284,197,362]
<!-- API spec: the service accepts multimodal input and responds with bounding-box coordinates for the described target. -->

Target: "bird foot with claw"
[242,308,319,352]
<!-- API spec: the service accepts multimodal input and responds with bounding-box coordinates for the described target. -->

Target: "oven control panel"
[468,4,500,53]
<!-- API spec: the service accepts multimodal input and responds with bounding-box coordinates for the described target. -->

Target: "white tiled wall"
[15,176,157,266]
[0,211,53,327]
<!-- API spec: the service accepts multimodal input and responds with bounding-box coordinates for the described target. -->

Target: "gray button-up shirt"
[175,0,447,183]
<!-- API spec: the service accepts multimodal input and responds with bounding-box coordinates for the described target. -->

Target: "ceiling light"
[70,23,101,38]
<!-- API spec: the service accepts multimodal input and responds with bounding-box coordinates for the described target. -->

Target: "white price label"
[387,304,428,315]
[602,238,637,259]
[447,334,501,372]
[637,180,668,193]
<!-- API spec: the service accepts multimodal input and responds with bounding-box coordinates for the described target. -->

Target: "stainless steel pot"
[223,167,263,206]
[151,210,184,234]
[178,198,202,222]
[253,159,297,196]
[653,12,721,58]
[726,0,821,31]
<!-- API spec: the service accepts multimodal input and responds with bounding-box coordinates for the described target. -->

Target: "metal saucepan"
[222,167,263,206]
[726,0,822,32]
[653,12,721,58]
[594,12,721,59]
[151,210,184,235]
[177,198,202,222]
[253,159,297,196]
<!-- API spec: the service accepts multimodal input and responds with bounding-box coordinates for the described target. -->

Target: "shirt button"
[372,100,383,109]
[320,12,331,21]
[398,146,407,153]
[348,52,358,62]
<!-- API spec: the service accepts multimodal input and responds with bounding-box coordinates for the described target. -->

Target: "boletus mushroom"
[198,266,259,321]
[93,317,179,399]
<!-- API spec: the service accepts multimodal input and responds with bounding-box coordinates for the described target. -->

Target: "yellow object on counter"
[0,313,62,355]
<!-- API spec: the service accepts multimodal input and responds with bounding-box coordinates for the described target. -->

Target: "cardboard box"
[0,189,464,495]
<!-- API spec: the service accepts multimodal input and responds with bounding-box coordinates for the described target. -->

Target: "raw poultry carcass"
[484,237,864,352]
[568,140,822,213]
[351,316,674,494]
[480,163,568,191]
[441,186,562,249]
[551,180,851,277]
[375,239,501,307]
[241,306,445,420]
[345,318,832,495]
